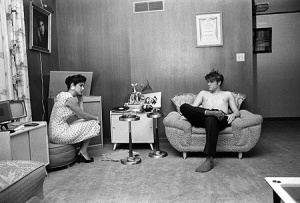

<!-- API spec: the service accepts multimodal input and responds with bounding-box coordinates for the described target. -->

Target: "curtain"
[0,0,32,121]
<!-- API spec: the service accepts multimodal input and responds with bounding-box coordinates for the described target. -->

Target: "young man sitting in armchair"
[180,69,240,173]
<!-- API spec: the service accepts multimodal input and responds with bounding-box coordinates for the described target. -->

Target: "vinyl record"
[112,106,130,112]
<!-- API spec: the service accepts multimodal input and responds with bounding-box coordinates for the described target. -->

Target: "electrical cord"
[39,52,45,121]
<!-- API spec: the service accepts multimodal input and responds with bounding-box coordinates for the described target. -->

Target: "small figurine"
[131,83,137,93]
[128,81,153,105]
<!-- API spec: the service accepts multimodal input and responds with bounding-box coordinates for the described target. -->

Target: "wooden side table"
[110,111,154,150]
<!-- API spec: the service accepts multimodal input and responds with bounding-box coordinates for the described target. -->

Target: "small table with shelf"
[0,121,49,165]
[147,111,168,158]
[110,110,154,151]
[119,114,142,165]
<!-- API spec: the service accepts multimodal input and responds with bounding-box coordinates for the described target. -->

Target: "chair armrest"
[163,111,192,132]
[231,110,263,148]
[231,110,263,129]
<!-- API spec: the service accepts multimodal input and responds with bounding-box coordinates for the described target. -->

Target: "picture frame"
[143,92,161,108]
[29,2,51,53]
[253,28,272,53]
[195,12,223,47]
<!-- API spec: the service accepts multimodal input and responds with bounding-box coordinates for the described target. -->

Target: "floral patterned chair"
[0,160,46,203]
[163,93,263,159]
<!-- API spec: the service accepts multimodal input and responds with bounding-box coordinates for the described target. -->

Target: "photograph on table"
[143,92,161,108]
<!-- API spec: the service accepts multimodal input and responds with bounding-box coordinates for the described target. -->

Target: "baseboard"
[264,117,300,121]
[102,138,169,144]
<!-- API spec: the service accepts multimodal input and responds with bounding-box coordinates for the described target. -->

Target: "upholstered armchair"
[0,160,46,203]
[163,93,263,159]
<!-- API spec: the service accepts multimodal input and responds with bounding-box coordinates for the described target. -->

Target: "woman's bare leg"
[78,138,92,160]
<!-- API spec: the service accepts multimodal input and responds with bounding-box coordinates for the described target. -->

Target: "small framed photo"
[29,3,51,53]
[195,12,223,47]
[143,92,161,108]
[253,28,272,53]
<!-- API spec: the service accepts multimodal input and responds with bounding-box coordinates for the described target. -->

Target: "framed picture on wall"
[195,12,223,47]
[253,28,272,53]
[29,2,51,53]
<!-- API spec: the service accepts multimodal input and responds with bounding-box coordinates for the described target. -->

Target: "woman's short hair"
[65,74,87,90]
[205,69,224,86]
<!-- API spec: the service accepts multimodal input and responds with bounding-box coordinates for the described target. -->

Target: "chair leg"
[238,152,243,159]
[183,152,187,159]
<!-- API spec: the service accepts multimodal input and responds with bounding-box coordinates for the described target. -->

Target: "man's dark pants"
[180,103,230,158]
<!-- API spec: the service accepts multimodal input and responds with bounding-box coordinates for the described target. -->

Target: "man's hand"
[205,110,225,120]
[227,113,236,124]
[215,110,225,120]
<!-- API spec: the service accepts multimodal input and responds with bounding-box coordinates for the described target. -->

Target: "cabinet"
[0,121,49,165]
[81,96,103,149]
[110,111,154,151]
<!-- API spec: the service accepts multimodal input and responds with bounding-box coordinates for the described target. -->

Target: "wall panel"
[129,0,253,137]
[255,12,300,117]
[24,0,59,121]
[55,0,253,141]
[56,0,131,141]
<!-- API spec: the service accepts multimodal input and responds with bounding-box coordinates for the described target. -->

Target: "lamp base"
[121,156,142,165]
[149,150,168,158]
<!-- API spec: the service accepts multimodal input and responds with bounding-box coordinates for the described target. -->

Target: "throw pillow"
[171,93,197,113]
[229,92,246,113]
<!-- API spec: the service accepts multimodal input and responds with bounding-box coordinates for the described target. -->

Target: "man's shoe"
[195,157,214,173]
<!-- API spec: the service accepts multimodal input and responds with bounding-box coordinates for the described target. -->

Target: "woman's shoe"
[77,153,94,163]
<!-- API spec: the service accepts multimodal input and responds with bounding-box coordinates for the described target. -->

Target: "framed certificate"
[195,12,223,47]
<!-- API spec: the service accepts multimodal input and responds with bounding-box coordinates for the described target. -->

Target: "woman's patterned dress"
[49,92,100,144]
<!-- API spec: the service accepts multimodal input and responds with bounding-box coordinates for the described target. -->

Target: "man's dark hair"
[65,74,87,90]
[205,69,224,86]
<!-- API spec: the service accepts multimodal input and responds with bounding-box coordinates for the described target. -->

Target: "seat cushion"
[0,160,45,203]
[48,142,76,154]
[0,160,44,192]
[192,126,233,134]
[48,143,76,169]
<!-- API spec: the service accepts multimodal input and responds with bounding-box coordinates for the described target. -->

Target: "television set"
[0,100,27,130]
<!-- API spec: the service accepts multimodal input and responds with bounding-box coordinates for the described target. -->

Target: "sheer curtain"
[0,0,32,121]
